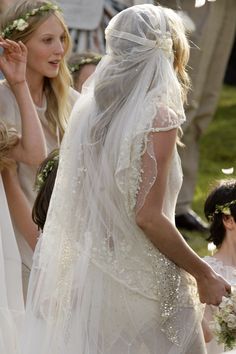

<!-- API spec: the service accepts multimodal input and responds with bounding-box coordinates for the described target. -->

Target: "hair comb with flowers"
[208,199,236,221]
[35,151,59,192]
[1,2,61,39]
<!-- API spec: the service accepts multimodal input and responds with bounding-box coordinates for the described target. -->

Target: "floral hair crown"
[1,2,61,39]
[69,55,102,73]
[208,199,236,221]
[35,152,59,192]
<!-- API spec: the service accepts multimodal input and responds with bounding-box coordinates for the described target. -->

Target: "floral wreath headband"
[208,199,236,221]
[1,2,61,39]
[35,152,59,192]
[69,55,102,74]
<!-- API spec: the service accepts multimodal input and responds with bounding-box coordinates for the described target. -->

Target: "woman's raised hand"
[0,37,27,87]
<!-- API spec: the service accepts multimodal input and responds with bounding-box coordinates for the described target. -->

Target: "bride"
[23,4,230,354]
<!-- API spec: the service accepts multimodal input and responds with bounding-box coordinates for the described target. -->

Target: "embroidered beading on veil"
[23,5,201,354]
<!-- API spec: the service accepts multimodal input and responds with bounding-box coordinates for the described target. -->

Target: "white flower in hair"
[1,3,61,39]
[15,19,29,31]
[156,36,172,55]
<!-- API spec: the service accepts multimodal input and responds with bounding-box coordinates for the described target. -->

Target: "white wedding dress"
[0,175,24,354]
[23,5,206,354]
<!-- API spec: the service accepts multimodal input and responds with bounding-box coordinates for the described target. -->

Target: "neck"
[26,70,45,107]
[215,232,236,267]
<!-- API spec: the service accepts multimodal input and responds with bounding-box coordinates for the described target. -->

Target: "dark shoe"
[175,210,209,233]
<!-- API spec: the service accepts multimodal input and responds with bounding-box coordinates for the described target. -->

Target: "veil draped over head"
[24,5,200,354]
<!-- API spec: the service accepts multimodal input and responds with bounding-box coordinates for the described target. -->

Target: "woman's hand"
[0,37,27,87]
[196,267,231,306]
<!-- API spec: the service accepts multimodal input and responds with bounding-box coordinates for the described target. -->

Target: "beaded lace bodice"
[89,145,183,299]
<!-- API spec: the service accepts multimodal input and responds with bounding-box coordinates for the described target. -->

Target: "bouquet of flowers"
[211,292,236,350]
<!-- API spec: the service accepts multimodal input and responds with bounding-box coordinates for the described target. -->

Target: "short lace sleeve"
[115,89,185,216]
[152,105,185,131]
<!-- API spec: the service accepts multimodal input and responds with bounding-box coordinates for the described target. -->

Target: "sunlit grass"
[186,85,236,256]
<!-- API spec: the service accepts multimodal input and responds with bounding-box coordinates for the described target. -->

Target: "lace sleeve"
[115,96,184,216]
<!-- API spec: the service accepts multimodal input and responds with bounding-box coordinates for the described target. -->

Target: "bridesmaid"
[0,0,79,299]
[0,38,46,354]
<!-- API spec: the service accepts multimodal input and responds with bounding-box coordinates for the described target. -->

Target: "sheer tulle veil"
[23,5,201,354]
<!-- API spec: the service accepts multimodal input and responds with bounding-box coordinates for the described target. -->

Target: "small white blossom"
[210,320,221,333]
[227,314,236,330]
[16,19,29,31]
[207,242,216,253]
[213,292,236,350]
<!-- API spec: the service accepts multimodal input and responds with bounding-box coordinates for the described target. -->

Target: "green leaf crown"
[35,152,59,192]
[69,55,102,73]
[1,2,61,39]
[208,199,236,221]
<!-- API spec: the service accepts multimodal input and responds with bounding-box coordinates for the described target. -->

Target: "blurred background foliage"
[182,85,236,256]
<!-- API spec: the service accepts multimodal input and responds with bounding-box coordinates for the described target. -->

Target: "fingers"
[19,41,28,55]
[0,38,25,55]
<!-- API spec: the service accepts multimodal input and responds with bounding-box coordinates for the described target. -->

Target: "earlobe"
[222,215,235,230]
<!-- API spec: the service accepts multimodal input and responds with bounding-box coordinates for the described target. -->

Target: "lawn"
[183,85,236,256]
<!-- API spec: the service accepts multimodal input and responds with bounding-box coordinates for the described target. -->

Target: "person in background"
[224,36,236,86]
[0,37,46,353]
[56,0,155,53]
[32,148,59,232]
[0,0,17,78]
[202,179,236,353]
[0,0,79,299]
[157,0,236,233]
[68,52,102,92]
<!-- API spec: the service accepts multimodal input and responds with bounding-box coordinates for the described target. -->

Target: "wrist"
[192,259,214,282]
[10,80,29,95]
[10,80,27,89]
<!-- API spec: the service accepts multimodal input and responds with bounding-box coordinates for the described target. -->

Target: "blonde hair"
[164,8,191,103]
[0,121,18,171]
[0,0,73,138]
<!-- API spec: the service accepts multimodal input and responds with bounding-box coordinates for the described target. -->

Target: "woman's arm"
[0,38,46,165]
[136,128,230,305]
[2,167,38,250]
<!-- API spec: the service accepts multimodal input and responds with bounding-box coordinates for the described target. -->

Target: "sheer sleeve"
[114,94,185,217]
[0,81,19,127]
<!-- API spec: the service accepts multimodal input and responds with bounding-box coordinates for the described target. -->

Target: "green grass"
[184,85,236,256]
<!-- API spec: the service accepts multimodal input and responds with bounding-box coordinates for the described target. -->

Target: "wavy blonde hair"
[0,0,73,138]
[164,7,191,103]
[0,121,18,171]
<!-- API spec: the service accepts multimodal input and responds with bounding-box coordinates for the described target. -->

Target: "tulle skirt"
[23,261,206,354]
